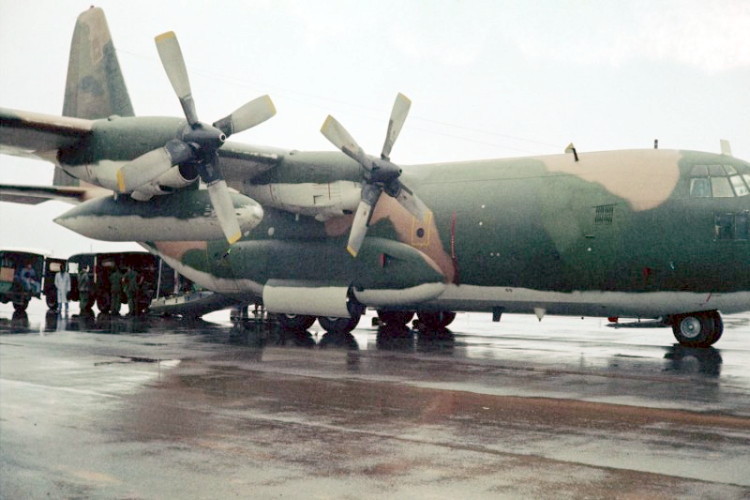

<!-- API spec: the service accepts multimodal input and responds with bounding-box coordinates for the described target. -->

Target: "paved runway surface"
[1,301,749,499]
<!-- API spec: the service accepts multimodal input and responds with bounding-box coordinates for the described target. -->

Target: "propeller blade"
[346,184,381,257]
[207,179,243,244]
[381,93,411,161]
[321,115,369,167]
[213,95,276,138]
[347,201,373,258]
[390,181,428,221]
[155,31,198,125]
[116,139,193,193]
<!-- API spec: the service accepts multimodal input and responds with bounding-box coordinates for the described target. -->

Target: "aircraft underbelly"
[431,285,750,317]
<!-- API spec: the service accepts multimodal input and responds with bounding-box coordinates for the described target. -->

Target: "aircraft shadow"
[376,324,456,354]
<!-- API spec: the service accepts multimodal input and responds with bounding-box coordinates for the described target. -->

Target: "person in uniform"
[109,267,123,315]
[78,266,93,314]
[122,266,139,316]
[54,264,71,314]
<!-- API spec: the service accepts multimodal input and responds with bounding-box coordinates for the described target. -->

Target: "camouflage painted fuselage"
[138,147,749,319]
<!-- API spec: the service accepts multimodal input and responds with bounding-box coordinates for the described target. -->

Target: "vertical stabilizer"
[56,7,134,186]
[63,6,134,119]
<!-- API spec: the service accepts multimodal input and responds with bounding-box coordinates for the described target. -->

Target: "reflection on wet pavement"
[2,305,749,497]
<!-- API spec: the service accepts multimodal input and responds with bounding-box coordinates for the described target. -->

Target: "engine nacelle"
[62,161,198,200]
[55,189,263,241]
[130,164,200,201]
[245,180,360,221]
[262,280,355,317]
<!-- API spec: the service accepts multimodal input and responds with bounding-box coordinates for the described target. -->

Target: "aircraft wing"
[0,107,93,163]
[217,140,285,183]
[0,183,110,205]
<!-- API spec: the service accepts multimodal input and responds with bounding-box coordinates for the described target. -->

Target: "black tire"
[12,297,29,312]
[96,294,111,314]
[277,314,316,331]
[45,293,58,311]
[377,310,415,327]
[671,311,723,347]
[318,314,361,334]
[417,311,456,329]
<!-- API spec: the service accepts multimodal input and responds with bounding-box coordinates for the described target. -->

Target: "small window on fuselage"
[715,213,735,240]
[714,211,750,241]
[736,212,749,240]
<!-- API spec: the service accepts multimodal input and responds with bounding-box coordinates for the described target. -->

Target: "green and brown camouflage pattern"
[1,6,748,325]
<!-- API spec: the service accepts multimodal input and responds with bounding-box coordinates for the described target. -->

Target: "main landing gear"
[669,310,723,348]
[276,309,459,335]
[276,311,363,334]
[416,311,456,329]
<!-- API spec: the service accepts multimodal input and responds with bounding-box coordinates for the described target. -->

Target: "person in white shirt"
[54,265,72,314]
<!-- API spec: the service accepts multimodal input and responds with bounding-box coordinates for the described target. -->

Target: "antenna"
[565,143,579,162]
[720,139,732,156]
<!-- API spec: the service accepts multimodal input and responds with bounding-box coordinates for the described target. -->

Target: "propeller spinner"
[320,93,428,257]
[116,31,276,244]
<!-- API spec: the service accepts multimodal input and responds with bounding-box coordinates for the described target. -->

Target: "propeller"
[320,93,428,257]
[115,31,276,244]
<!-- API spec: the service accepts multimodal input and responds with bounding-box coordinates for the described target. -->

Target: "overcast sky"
[1,0,749,258]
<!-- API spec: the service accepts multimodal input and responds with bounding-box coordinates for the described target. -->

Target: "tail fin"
[56,7,134,186]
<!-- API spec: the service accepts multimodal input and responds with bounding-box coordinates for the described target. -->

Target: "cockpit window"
[708,164,726,176]
[712,176,734,197]
[731,176,749,197]
[690,178,711,198]
[690,164,750,198]
[690,165,708,176]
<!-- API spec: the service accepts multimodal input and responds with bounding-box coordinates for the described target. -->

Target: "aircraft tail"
[55,7,134,186]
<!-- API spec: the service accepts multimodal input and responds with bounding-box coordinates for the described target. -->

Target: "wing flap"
[0,107,93,162]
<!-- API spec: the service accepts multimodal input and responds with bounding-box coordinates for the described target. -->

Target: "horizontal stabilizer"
[0,184,107,205]
[0,108,92,162]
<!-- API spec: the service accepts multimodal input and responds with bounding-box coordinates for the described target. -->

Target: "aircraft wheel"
[671,311,723,347]
[12,297,29,312]
[417,311,456,329]
[277,313,316,331]
[318,314,361,334]
[377,310,415,327]
[45,293,58,311]
[96,294,111,314]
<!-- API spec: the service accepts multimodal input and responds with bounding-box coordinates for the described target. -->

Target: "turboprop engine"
[55,189,263,242]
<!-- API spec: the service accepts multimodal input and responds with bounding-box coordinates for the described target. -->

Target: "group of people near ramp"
[70,265,148,317]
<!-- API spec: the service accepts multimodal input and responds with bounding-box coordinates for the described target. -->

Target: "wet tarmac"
[1,302,749,499]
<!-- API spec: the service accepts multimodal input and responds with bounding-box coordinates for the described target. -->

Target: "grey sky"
[1,0,749,257]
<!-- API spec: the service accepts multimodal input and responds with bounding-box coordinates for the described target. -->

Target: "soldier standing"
[109,267,123,315]
[123,266,138,316]
[78,266,93,313]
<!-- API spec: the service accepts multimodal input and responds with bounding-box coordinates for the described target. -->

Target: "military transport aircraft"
[1,7,748,347]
